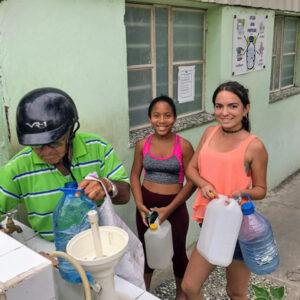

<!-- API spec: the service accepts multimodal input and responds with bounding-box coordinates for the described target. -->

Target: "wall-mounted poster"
[178,65,195,103]
[232,15,267,76]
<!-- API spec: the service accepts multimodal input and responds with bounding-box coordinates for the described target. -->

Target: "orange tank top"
[191,125,257,223]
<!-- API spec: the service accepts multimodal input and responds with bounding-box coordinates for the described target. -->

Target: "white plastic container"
[197,195,243,267]
[144,220,173,269]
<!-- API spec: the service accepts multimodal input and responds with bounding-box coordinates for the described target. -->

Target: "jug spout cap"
[150,223,158,231]
[241,201,255,215]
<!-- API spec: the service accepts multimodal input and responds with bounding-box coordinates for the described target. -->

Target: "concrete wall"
[0,0,300,245]
[0,71,10,167]
[0,0,129,155]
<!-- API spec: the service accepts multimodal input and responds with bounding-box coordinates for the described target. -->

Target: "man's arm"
[77,177,130,204]
[0,165,20,220]
[77,136,130,204]
[108,181,130,204]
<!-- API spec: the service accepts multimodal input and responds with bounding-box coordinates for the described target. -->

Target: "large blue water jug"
[238,195,279,275]
[53,181,98,283]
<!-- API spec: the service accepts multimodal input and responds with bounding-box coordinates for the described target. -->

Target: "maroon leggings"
[136,186,189,278]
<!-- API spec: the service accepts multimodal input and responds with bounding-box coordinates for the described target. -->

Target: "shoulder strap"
[240,134,258,152]
[173,134,182,159]
[142,134,153,157]
[202,126,220,149]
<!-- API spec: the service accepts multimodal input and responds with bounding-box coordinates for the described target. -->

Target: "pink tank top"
[192,126,257,223]
[142,134,184,184]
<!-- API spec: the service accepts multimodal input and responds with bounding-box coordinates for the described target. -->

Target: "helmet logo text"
[25,121,47,129]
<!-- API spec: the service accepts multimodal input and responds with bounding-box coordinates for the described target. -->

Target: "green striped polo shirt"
[0,132,130,241]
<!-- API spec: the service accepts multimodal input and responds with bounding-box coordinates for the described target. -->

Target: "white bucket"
[144,219,173,269]
[197,195,243,267]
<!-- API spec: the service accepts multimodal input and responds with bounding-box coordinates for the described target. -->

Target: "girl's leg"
[181,246,215,300]
[144,272,153,291]
[136,208,154,290]
[226,260,251,300]
[168,204,189,300]
[175,276,185,300]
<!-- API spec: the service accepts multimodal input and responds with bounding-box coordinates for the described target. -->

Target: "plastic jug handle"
[235,193,252,203]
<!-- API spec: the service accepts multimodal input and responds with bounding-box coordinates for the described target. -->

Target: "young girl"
[181,82,268,300]
[130,96,195,300]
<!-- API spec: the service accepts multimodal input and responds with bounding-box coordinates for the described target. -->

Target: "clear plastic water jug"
[144,219,173,269]
[197,195,243,267]
[53,181,98,283]
[238,195,279,275]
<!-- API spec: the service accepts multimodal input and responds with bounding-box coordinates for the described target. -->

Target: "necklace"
[222,126,243,134]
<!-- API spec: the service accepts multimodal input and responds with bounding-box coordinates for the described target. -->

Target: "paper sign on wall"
[178,65,195,103]
[232,14,267,75]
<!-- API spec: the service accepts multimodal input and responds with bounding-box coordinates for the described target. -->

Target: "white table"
[0,219,160,300]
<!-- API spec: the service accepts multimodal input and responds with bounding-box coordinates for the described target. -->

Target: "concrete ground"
[150,170,300,299]
[254,171,300,299]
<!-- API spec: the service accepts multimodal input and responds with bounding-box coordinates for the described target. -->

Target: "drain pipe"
[49,251,91,300]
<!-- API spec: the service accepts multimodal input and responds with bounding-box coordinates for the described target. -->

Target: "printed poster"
[232,15,267,75]
[178,65,195,103]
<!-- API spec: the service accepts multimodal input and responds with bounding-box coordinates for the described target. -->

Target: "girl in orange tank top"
[192,125,258,223]
[182,81,268,300]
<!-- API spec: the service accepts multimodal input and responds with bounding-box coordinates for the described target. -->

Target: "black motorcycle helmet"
[16,87,80,146]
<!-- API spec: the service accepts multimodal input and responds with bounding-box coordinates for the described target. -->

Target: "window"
[270,16,299,92]
[125,4,205,129]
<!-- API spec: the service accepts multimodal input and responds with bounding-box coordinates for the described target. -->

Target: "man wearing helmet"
[0,88,130,241]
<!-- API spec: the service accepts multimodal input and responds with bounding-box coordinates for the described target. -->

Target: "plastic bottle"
[144,219,173,269]
[53,181,98,283]
[238,195,279,275]
[197,195,243,267]
[246,35,256,70]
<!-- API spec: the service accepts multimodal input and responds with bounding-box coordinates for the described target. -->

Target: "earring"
[242,115,248,122]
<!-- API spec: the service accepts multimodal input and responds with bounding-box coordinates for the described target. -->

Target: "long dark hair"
[148,95,177,118]
[212,81,250,132]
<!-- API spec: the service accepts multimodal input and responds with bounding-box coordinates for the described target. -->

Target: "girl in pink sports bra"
[182,82,268,300]
[131,96,195,299]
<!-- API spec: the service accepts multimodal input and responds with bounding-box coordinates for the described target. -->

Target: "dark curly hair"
[148,95,177,118]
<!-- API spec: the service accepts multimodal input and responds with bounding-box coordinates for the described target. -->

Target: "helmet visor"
[18,122,70,146]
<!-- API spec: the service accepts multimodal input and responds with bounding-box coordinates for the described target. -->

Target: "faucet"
[0,210,23,235]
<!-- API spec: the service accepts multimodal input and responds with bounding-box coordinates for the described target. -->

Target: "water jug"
[197,195,243,267]
[238,195,279,275]
[53,181,98,283]
[144,219,173,269]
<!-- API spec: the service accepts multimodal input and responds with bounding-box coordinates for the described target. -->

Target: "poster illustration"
[232,15,267,75]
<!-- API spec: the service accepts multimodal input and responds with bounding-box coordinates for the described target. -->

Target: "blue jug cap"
[241,201,255,215]
[64,181,78,188]
[60,182,83,194]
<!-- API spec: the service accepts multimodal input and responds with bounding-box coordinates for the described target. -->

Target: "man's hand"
[76,176,130,204]
[76,177,111,202]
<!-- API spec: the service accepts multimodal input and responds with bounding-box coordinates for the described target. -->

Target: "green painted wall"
[0,71,10,167]
[0,0,300,245]
[0,0,136,226]
[217,6,300,190]
[0,0,129,156]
